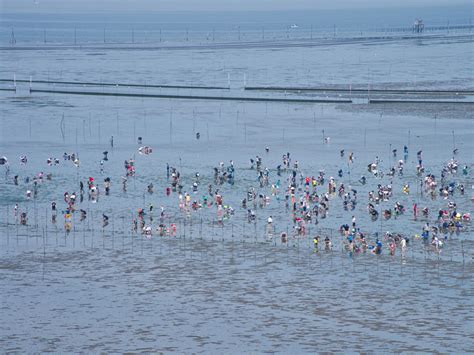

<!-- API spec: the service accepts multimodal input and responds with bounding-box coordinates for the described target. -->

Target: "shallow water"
[0,10,473,353]
[1,239,473,353]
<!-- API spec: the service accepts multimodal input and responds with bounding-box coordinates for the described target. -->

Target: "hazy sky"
[1,0,471,13]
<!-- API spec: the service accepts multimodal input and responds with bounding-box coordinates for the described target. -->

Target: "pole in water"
[9,28,16,46]
[452,130,455,151]
[74,27,77,45]
[60,113,65,142]
[389,143,392,167]
[43,28,46,44]
[133,120,136,144]
[169,108,173,144]
[364,128,367,147]
[408,129,411,146]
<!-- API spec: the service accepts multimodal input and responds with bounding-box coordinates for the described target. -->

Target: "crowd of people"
[2,136,472,257]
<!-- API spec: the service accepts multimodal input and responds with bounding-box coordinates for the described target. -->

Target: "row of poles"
[8,26,330,46]
[0,205,468,267]
[8,22,472,47]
